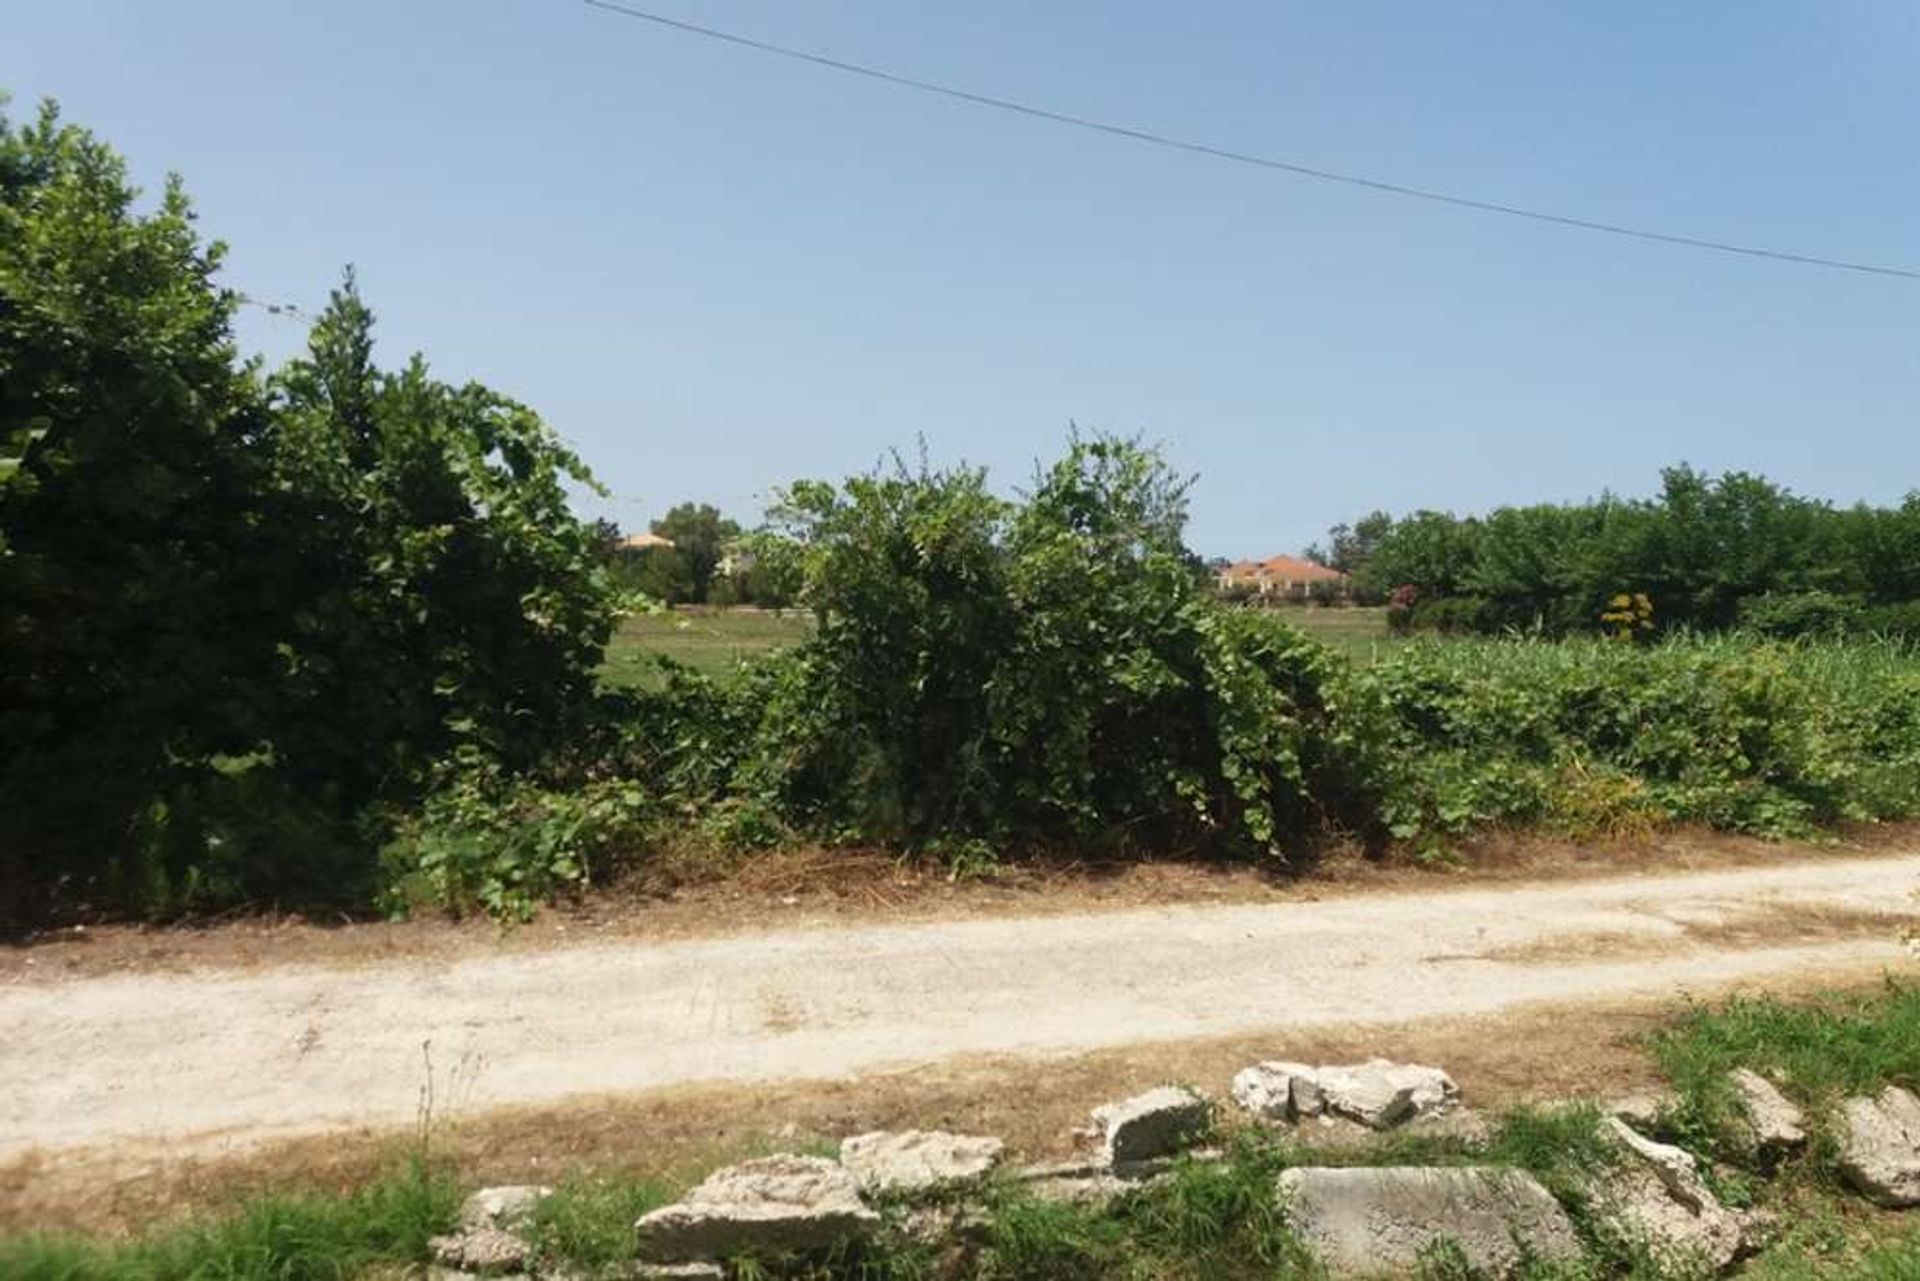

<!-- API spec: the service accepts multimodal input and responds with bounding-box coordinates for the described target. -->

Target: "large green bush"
[752,438,1391,860]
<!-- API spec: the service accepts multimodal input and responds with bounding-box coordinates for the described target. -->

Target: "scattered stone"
[1090,1086,1210,1165]
[459,1185,553,1231]
[1594,1118,1746,1273]
[1023,1171,1135,1208]
[1233,1059,1456,1130]
[1277,1166,1579,1278]
[1381,1061,1459,1115]
[840,1129,1004,1196]
[634,1154,880,1262]
[1011,1157,1109,1183]
[1839,1086,1920,1208]
[1740,1208,1783,1254]
[1232,1061,1323,1120]
[1729,1069,1806,1157]
[901,1205,957,1245]
[1607,1090,1675,1132]
[1316,1060,1457,1130]
[636,1265,727,1281]
[1012,1156,1171,1207]
[429,1224,532,1274]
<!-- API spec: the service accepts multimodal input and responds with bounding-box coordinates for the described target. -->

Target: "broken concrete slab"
[1729,1069,1806,1158]
[1231,1061,1322,1121]
[1090,1085,1210,1165]
[635,1265,727,1281]
[1234,1059,1456,1130]
[1320,1073,1418,1129]
[1607,1090,1676,1132]
[1595,1118,1746,1274]
[458,1185,553,1231]
[1277,1165,1579,1278]
[839,1129,1004,1196]
[1839,1086,1920,1208]
[428,1223,533,1275]
[634,1154,880,1262]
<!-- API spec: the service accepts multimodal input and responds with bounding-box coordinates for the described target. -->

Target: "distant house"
[1218,554,1351,601]
[618,532,675,552]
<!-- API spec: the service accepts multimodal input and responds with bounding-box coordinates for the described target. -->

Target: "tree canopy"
[0,101,617,922]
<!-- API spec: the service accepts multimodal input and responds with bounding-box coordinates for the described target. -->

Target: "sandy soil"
[5,851,1916,1185]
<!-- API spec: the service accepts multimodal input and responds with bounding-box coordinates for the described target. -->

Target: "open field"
[600,609,812,686]
[1282,603,1395,659]
[600,605,1394,686]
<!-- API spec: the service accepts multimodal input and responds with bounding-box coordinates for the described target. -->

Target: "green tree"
[1309,510,1394,577]
[1357,510,1480,598]
[266,271,620,804]
[584,517,624,563]
[0,99,281,915]
[651,502,740,603]
[625,544,694,602]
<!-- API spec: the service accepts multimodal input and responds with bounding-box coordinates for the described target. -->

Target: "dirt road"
[5,853,1916,1163]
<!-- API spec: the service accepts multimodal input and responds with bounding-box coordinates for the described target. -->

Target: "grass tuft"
[0,1156,457,1281]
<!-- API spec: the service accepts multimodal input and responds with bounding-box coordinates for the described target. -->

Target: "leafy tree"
[1333,466,1913,638]
[624,543,694,602]
[651,502,740,603]
[0,99,281,914]
[1308,510,1394,577]
[1357,510,1479,599]
[265,271,620,804]
[584,517,624,562]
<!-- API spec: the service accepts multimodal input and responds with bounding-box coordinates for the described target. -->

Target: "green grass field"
[600,606,1393,688]
[600,609,814,686]
[1285,605,1396,661]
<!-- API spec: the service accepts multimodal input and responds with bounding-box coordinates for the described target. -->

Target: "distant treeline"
[1310,468,1920,638]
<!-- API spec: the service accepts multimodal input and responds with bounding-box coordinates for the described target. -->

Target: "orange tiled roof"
[1222,555,1348,583]
[619,532,676,550]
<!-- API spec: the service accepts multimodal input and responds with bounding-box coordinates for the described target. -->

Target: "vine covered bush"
[1367,634,1920,841]
[752,439,1392,857]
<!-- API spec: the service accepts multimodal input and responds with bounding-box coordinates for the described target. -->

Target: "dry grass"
[1473,901,1920,966]
[6,822,1915,983]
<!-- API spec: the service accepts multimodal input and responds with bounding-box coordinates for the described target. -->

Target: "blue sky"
[12,1,1919,556]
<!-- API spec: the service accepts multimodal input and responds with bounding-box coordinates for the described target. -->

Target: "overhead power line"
[582,0,1919,282]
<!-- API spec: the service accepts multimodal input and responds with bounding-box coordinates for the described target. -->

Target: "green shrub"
[744,437,1394,862]
[1739,591,1865,639]
[1856,599,1920,640]
[1368,634,1920,841]
[380,754,654,921]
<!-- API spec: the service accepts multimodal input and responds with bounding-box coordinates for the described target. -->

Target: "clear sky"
[12,2,1919,556]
